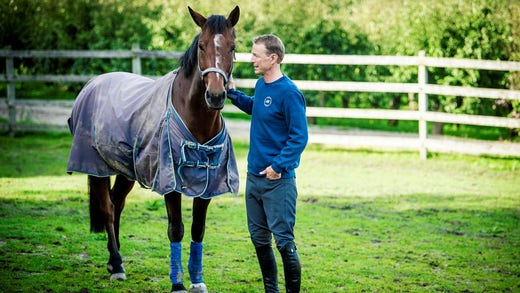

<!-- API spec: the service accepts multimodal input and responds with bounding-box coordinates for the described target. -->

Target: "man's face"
[250,42,274,75]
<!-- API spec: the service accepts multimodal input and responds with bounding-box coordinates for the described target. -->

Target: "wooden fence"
[1,47,520,159]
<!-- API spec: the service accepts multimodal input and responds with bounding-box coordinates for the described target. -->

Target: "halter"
[198,62,233,86]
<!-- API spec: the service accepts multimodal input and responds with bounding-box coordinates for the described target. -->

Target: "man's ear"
[271,54,279,65]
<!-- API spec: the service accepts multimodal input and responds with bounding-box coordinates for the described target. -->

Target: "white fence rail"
[1,48,520,158]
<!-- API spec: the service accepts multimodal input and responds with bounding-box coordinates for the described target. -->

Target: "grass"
[0,131,519,292]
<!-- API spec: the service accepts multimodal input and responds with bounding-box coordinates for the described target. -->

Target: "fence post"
[6,50,16,137]
[418,50,428,159]
[132,44,142,75]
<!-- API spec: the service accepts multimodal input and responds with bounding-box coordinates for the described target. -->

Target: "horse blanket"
[67,70,239,198]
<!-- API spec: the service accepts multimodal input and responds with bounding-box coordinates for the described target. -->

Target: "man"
[227,34,308,293]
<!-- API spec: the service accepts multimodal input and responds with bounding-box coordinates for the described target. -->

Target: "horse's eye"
[198,44,205,52]
[231,45,236,52]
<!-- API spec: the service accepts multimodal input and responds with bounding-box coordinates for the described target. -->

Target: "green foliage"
[1,0,519,130]
[351,0,519,118]
[1,0,161,85]
[284,20,377,108]
[427,1,513,116]
[1,0,157,51]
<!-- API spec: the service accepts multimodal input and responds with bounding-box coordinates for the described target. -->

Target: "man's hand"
[260,166,281,180]
[228,75,235,90]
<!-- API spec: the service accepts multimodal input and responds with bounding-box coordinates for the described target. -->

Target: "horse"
[66,6,240,293]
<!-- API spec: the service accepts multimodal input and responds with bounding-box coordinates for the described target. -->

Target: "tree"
[284,19,376,111]
[349,0,518,134]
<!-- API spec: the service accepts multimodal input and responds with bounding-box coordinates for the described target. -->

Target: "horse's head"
[189,6,240,110]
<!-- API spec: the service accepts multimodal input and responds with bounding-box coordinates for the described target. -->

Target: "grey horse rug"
[67,70,239,198]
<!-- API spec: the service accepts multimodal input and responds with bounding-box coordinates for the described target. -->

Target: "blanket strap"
[177,139,225,188]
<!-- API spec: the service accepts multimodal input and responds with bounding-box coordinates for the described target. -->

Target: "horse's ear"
[227,6,240,27]
[188,6,207,28]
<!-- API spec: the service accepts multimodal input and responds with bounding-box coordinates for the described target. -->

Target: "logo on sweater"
[264,96,272,107]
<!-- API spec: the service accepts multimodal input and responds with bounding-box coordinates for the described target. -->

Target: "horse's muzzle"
[200,67,229,110]
[205,90,226,110]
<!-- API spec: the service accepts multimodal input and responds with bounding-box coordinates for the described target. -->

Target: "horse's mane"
[179,34,200,78]
[179,14,234,78]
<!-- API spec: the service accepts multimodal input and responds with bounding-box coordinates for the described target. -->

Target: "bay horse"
[66,6,240,293]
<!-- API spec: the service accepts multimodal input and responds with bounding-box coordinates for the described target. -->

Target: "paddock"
[0,132,519,292]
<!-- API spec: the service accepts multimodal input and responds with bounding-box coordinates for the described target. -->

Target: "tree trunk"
[388,95,401,126]
[431,98,443,135]
[432,122,444,135]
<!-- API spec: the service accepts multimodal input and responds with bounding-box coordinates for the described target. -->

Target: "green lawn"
[0,131,519,292]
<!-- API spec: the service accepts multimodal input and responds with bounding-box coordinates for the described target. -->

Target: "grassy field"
[0,131,519,292]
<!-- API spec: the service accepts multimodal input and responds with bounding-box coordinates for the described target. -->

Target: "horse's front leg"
[165,192,186,292]
[187,197,211,293]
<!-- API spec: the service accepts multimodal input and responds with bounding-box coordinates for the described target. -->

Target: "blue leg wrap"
[188,241,204,284]
[170,242,184,285]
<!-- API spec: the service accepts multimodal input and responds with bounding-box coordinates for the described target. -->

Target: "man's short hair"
[253,34,285,63]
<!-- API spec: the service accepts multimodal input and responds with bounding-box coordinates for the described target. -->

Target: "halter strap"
[198,63,233,85]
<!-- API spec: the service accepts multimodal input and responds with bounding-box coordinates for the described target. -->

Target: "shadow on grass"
[0,131,73,178]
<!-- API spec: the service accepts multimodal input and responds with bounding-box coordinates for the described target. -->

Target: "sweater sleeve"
[227,88,253,115]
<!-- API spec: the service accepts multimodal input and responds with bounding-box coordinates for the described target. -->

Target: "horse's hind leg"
[110,175,135,249]
[88,175,127,281]
[187,197,211,293]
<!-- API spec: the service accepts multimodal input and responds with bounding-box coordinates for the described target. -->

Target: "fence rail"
[1,48,520,159]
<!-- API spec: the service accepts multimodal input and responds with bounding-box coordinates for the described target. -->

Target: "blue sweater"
[227,75,308,178]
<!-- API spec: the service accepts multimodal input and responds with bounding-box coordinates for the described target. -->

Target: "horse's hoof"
[188,283,207,293]
[107,263,126,280]
[110,272,127,281]
[171,283,187,293]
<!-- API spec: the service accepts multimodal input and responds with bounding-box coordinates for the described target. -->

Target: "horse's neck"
[172,73,222,144]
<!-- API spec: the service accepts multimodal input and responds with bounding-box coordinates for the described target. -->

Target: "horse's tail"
[88,176,106,233]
